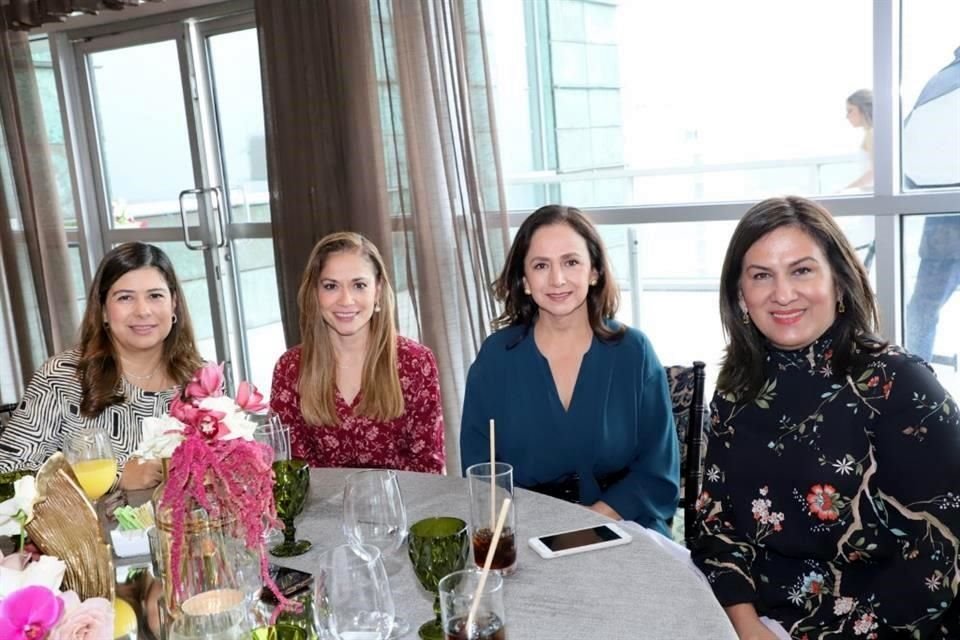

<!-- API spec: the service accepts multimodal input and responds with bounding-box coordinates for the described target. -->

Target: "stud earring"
[524,288,531,295]
[374,303,382,313]
[590,279,597,286]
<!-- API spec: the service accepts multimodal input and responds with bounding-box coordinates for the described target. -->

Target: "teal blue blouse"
[460,322,680,536]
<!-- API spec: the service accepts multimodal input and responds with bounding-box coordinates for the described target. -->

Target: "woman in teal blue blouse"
[460,205,679,536]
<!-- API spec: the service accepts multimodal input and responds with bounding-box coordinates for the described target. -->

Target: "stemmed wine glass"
[407,517,469,640]
[342,469,410,637]
[63,428,117,503]
[314,543,396,640]
[343,469,408,558]
[256,417,311,557]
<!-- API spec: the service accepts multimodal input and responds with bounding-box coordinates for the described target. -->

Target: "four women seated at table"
[3,196,958,637]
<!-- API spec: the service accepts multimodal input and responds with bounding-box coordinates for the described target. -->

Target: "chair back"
[664,361,707,546]
[0,402,17,434]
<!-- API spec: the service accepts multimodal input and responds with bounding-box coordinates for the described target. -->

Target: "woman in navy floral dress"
[692,196,960,639]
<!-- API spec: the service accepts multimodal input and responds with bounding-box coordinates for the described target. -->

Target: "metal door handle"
[178,188,206,250]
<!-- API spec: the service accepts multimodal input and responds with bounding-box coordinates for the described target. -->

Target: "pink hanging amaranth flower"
[184,362,225,402]
[160,373,292,610]
[0,585,65,640]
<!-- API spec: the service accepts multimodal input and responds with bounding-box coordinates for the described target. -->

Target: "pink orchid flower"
[169,395,198,425]
[192,408,228,440]
[0,585,64,640]
[235,381,267,413]
[185,363,225,402]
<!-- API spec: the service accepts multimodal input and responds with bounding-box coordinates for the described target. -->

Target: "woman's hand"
[725,603,780,640]
[588,500,622,520]
[118,457,163,491]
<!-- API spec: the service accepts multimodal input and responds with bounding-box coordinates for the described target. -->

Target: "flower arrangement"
[0,479,114,640]
[137,363,290,607]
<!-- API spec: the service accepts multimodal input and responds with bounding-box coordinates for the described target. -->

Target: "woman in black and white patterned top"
[0,243,202,490]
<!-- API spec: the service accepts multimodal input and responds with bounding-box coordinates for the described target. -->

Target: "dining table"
[277,467,737,640]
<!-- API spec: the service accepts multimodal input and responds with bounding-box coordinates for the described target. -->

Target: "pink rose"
[50,591,113,640]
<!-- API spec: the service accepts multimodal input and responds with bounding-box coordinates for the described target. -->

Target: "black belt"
[527,468,629,504]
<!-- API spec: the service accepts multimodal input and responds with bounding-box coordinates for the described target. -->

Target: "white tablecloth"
[277,468,737,640]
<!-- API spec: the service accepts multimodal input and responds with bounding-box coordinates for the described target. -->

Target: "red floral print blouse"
[269,336,445,474]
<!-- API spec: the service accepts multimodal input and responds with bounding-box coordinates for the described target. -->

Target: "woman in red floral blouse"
[269,232,445,473]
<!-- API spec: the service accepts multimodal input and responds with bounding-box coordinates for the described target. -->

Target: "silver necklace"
[122,361,162,381]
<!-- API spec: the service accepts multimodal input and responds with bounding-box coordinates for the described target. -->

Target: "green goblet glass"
[408,517,469,640]
[270,460,312,557]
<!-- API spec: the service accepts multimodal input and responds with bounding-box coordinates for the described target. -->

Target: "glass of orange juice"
[63,428,117,502]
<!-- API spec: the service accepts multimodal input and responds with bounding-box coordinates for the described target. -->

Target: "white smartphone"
[527,522,632,559]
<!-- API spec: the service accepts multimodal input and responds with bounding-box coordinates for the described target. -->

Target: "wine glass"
[63,428,117,502]
[270,459,311,557]
[314,543,395,640]
[343,469,408,558]
[407,517,469,640]
[343,469,410,638]
[254,414,290,547]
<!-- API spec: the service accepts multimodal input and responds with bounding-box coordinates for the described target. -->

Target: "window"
[903,213,960,397]
[486,0,873,208]
[900,1,960,191]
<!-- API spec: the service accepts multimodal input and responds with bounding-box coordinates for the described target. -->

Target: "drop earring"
[741,310,750,325]
[837,298,845,313]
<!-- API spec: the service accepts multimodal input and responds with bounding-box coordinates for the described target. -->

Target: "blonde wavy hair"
[297,232,402,426]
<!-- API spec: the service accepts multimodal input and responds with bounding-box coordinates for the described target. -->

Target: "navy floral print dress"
[691,327,960,639]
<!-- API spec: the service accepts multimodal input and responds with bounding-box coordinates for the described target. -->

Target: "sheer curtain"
[380,0,508,472]
[0,24,77,403]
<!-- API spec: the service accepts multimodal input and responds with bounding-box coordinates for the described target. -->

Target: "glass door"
[71,14,283,394]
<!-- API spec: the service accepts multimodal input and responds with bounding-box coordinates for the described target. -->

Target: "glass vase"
[151,460,248,627]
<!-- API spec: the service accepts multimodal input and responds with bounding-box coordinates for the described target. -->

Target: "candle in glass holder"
[169,588,248,640]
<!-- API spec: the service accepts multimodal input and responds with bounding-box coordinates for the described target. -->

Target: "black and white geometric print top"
[0,348,177,473]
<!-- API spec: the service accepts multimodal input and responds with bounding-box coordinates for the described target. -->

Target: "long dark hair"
[77,242,202,416]
[717,196,884,398]
[492,204,623,341]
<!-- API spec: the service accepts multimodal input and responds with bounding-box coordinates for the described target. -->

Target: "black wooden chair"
[0,402,18,435]
[664,361,707,546]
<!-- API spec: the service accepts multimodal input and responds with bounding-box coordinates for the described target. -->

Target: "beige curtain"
[384,0,509,472]
[255,0,393,347]
[0,24,78,402]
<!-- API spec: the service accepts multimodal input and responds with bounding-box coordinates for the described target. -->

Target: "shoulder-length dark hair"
[297,232,402,426]
[492,204,623,341]
[717,196,885,399]
[77,242,202,416]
